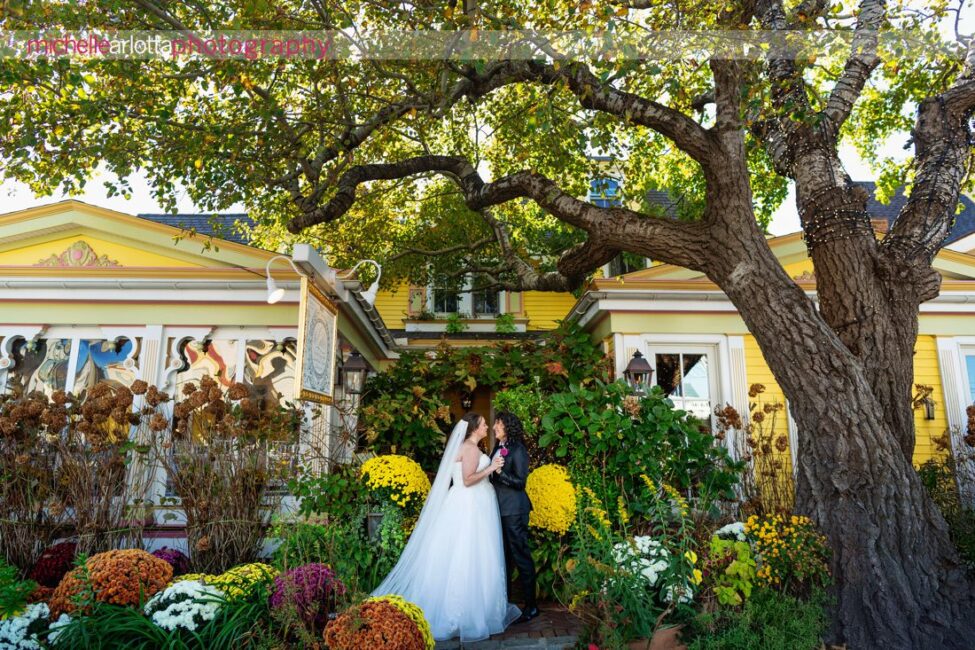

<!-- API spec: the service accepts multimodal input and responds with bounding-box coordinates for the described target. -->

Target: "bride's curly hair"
[494,411,525,445]
[461,412,484,438]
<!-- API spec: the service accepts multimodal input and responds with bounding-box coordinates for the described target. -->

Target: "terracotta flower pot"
[627,625,686,650]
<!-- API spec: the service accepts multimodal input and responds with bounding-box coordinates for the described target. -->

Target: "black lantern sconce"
[623,350,654,395]
[343,351,369,395]
[912,385,937,421]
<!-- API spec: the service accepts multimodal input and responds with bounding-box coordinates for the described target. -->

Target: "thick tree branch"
[755,0,812,116]
[883,41,975,268]
[285,154,709,289]
[389,236,495,263]
[823,0,886,129]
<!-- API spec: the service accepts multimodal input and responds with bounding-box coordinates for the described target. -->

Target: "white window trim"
[938,337,975,507]
[427,275,506,320]
[617,334,740,450]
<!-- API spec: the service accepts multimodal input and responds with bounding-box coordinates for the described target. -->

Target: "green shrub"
[272,520,374,596]
[704,537,757,607]
[918,457,975,569]
[289,463,369,523]
[0,559,36,619]
[358,322,611,469]
[685,589,829,650]
[445,312,468,334]
[494,313,517,333]
[539,381,743,521]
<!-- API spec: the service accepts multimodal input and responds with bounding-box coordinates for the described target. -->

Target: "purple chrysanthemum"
[29,541,77,587]
[270,563,346,630]
[151,547,190,576]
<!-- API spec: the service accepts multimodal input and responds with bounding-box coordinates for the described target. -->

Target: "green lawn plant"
[685,588,830,650]
[706,537,757,607]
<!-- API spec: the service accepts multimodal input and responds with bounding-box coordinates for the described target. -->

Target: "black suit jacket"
[489,440,532,516]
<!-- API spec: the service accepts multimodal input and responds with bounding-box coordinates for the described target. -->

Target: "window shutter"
[506,291,523,315]
[407,286,426,316]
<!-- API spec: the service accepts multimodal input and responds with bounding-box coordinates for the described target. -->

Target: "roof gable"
[0,200,275,270]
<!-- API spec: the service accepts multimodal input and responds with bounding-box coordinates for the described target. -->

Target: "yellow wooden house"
[3,199,974,503]
[373,225,975,499]
[0,200,398,464]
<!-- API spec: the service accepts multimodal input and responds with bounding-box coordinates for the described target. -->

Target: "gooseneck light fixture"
[265,255,306,304]
[339,259,383,306]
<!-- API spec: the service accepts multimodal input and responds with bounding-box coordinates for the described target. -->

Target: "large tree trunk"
[705,203,975,648]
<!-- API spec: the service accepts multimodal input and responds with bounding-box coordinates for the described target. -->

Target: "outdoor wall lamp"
[343,351,369,395]
[912,384,938,421]
[265,255,306,304]
[339,259,383,306]
[623,350,654,395]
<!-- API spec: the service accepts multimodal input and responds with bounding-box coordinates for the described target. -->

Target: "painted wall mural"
[244,339,297,405]
[175,339,238,393]
[73,339,139,393]
[6,338,72,395]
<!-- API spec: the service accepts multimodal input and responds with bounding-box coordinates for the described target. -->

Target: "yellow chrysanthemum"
[360,455,432,510]
[210,563,278,599]
[368,595,434,650]
[167,572,216,587]
[526,464,576,535]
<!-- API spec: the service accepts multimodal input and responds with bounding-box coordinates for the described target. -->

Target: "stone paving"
[435,605,582,649]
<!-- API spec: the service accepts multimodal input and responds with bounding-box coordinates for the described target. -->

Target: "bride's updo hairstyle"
[495,411,525,445]
[461,412,484,438]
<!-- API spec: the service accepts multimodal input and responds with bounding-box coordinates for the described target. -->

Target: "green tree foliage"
[3,1,961,289]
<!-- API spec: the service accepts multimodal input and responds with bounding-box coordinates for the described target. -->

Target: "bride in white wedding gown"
[372,412,522,642]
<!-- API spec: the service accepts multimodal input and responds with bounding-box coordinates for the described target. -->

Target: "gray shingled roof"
[858,181,975,244]
[137,213,256,246]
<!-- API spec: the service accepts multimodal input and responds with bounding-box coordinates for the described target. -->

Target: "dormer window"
[589,177,622,208]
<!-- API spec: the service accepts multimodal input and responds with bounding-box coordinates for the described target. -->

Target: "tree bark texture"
[691,163,975,648]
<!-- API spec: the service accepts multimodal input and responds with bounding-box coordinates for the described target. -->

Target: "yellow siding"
[523,291,578,330]
[743,335,795,510]
[913,335,950,465]
[745,334,949,468]
[0,235,203,268]
[374,287,411,328]
[781,259,814,278]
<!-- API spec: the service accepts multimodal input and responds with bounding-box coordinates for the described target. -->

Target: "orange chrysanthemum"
[49,549,172,618]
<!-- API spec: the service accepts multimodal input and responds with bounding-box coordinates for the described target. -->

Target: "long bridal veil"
[371,419,469,597]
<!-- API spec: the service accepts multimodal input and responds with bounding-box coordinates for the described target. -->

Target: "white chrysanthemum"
[0,602,50,650]
[47,613,72,647]
[714,522,747,542]
[144,580,225,633]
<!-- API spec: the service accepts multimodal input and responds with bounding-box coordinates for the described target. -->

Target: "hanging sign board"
[294,276,338,404]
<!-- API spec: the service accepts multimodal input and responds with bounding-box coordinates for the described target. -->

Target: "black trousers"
[501,512,537,610]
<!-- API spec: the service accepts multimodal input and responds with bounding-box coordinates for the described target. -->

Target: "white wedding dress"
[372,421,521,642]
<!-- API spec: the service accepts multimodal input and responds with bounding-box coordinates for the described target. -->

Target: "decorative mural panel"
[34,240,121,268]
[175,339,238,392]
[244,339,297,405]
[6,338,71,395]
[73,339,139,393]
[295,279,338,404]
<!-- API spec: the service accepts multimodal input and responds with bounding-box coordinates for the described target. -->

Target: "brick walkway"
[435,605,582,649]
